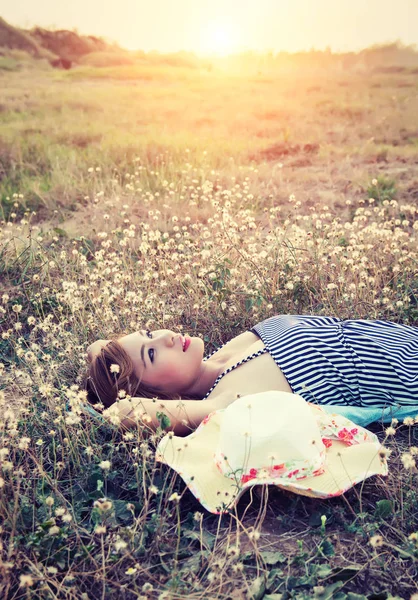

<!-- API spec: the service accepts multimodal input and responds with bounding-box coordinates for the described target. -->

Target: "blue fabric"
[319,402,418,427]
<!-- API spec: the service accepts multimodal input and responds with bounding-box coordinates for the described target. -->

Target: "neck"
[183,359,226,399]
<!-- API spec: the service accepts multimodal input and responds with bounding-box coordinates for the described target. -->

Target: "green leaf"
[182,529,216,551]
[85,470,104,493]
[39,519,56,530]
[346,593,368,600]
[156,411,171,430]
[178,550,209,574]
[314,581,344,599]
[245,297,254,311]
[96,479,104,492]
[317,564,333,578]
[260,550,287,565]
[53,227,68,237]
[375,499,393,519]
[126,479,139,491]
[90,507,103,525]
[20,502,34,529]
[320,539,335,556]
[242,550,255,562]
[266,568,284,588]
[248,576,266,600]
[87,489,103,501]
[113,500,134,525]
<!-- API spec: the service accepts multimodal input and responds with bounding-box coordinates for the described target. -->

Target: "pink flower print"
[337,428,357,444]
[287,469,300,479]
[272,463,286,475]
[241,468,258,484]
[322,438,333,448]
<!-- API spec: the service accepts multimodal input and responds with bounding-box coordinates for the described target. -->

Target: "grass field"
[1,58,418,599]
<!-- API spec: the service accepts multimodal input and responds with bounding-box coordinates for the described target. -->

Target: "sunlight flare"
[199,20,241,56]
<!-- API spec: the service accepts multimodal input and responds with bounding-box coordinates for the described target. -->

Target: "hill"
[0,16,116,64]
[0,16,53,59]
[29,27,113,62]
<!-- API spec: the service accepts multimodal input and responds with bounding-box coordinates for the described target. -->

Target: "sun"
[199,21,241,57]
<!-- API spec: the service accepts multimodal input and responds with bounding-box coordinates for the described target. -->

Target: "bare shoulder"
[206,330,260,362]
[229,330,260,347]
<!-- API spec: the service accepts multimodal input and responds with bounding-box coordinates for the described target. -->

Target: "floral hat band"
[213,393,326,485]
[156,391,388,515]
[214,441,326,485]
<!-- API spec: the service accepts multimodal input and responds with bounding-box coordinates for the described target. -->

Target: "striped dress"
[251,315,418,410]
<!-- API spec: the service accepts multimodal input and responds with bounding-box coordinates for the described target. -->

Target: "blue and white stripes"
[252,315,418,409]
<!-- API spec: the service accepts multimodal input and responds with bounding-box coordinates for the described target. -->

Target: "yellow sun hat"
[156,391,388,514]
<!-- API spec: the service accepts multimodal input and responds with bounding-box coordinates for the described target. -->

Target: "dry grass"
[1,63,418,228]
[0,58,417,599]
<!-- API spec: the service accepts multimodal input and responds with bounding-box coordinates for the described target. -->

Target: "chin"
[192,337,205,356]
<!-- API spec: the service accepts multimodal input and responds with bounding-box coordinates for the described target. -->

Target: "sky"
[1,0,417,55]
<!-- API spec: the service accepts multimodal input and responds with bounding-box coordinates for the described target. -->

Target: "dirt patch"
[249,142,320,162]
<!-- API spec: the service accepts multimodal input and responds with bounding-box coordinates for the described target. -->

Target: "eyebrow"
[140,330,146,369]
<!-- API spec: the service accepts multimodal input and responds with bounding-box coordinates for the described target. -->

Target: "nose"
[154,331,177,347]
[164,331,182,348]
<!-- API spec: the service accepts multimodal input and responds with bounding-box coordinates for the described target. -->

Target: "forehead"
[118,332,138,342]
[116,333,144,378]
[116,332,141,353]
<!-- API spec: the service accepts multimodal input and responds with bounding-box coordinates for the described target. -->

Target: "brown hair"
[83,336,193,409]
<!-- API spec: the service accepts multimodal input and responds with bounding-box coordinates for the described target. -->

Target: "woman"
[84,315,418,435]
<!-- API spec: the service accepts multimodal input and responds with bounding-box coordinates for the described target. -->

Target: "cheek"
[160,362,186,382]
[162,358,196,383]
[163,364,179,377]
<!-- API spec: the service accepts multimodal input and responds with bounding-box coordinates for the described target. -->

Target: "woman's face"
[117,329,205,395]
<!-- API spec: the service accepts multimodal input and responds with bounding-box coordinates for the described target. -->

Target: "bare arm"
[115,396,214,436]
[113,392,240,436]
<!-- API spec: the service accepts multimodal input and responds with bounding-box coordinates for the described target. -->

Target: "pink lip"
[183,337,191,352]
